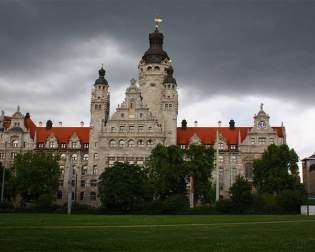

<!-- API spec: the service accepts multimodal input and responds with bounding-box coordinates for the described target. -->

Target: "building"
[0,19,286,205]
[302,154,315,198]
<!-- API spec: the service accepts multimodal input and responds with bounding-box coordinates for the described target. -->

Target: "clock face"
[258,121,266,129]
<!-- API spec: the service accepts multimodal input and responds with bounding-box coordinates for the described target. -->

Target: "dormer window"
[230,145,236,151]
[71,142,77,148]
[12,140,18,148]
[61,143,66,149]
[84,144,89,149]
[49,142,55,148]
[218,142,224,150]
[38,143,44,148]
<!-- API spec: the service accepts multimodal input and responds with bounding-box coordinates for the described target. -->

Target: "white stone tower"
[88,67,110,173]
[138,18,178,145]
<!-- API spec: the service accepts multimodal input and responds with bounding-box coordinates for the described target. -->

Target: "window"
[80,192,85,201]
[251,138,255,145]
[90,179,97,187]
[231,168,237,185]
[71,142,78,148]
[165,104,168,109]
[148,126,152,132]
[108,157,115,167]
[61,143,66,149]
[11,152,17,159]
[12,140,18,148]
[119,140,125,148]
[138,140,144,147]
[93,153,98,160]
[71,154,78,161]
[0,153,4,159]
[138,126,144,132]
[129,126,134,132]
[80,180,86,188]
[120,125,125,132]
[180,145,186,150]
[38,143,44,148]
[139,113,143,118]
[57,191,63,200]
[147,139,153,146]
[49,141,55,148]
[60,154,66,160]
[128,140,135,148]
[258,137,266,145]
[154,66,160,70]
[230,145,236,150]
[218,155,224,163]
[92,165,98,175]
[109,140,116,148]
[83,144,89,149]
[111,127,116,132]
[230,155,236,163]
[60,166,65,175]
[90,192,96,201]
[121,113,124,118]
[169,104,172,108]
[219,167,224,188]
[81,166,88,175]
[136,157,144,165]
[218,142,224,150]
[245,163,253,179]
[269,138,274,144]
[83,154,89,161]
[71,180,75,187]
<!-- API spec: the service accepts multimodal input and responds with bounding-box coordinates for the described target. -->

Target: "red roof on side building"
[177,127,284,145]
[35,127,90,144]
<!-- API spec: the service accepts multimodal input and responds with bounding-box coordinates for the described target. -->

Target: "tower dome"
[142,19,170,64]
[94,66,108,85]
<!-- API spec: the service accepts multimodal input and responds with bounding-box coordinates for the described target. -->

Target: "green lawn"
[0,214,315,251]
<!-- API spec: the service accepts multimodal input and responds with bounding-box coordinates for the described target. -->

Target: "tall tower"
[90,67,110,131]
[138,17,178,145]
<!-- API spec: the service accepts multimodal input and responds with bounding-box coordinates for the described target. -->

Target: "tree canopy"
[230,175,253,212]
[98,162,149,212]
[146,144,187,200]
[12,152,60,205]
[253,144,302,194]
[186,144,215,204]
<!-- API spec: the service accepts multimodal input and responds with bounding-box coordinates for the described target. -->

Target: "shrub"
[215,199,233,214]
[161,194,188,213]
[277,189,306,213]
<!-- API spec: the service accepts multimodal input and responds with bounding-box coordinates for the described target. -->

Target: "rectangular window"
[230,155,236,163]
[230,145,236,150]
[11,152,17,159]
[111,127,116,132]
[258,137,266,145]
[0,153,4,159]
[129,126,134,132]
[269,138,274,144]
[83,144,89,149]
[81,166,88,175]
[92,165,98,175]
[218,142,224,150]
[251,138,255,145]
[180,145,186,150]
[58,180,63,187]
[218,155,224,163]
[71,142,77,148]
[61,143,66,149]
[90,180,97,187]
[120,126,124,132]
[138,126,144,132]
[94,153,98,160]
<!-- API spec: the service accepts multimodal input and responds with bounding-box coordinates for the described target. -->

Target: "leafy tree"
[12,152,60,206]
[98,162,149,212]
[186,144,215,204]
[253,144,301,195]
[147,144,187,200]
[230,175,253,212]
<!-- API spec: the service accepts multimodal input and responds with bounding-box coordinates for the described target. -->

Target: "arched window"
[83,154,89,161]
[57,191,63,200]
[109,140,116,148]
[138,139,144,147]
[49,141,55,148]
[71,154,78,161]
[12,140,19,148]
[90,192,96,201]
[119,140,125,148]
[147,139,153,146]
[245,163,253,179]
[154,66,160,70]
[93,153,98,160]
[80,192,85,201]
[60,154,66,160]
[128,140,135,148]
[147,66,152,71]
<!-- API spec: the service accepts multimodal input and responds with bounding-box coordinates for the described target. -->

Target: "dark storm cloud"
[1,0,315,108]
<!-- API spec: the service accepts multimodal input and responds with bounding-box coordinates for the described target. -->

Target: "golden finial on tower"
[154,16,163,29]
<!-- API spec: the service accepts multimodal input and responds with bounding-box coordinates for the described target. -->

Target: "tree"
[230,175,253,212]
[186,144,215,204]
[98,162,149,212]
[147,144,187,200]
[0,163,16,203]
[253,144,301,195]
[12,152,60,207]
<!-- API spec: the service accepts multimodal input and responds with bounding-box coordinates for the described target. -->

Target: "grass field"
[0,214,315,251]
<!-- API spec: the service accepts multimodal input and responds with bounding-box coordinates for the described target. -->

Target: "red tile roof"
[35,127,90,144]
[177,127,284,145]
[3,116,11,129]
[24,117,36,139]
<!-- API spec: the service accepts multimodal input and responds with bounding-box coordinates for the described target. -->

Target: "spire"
[94,65,108,85]
[142,16,169,64]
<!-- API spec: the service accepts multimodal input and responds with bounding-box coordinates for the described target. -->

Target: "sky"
[1,0,315,161]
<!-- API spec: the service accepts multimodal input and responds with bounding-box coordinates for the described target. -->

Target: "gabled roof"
[177,127,284,145]
[2,115,36,139]
[36,127,89,144]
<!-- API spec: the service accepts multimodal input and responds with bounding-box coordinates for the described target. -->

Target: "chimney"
[80,121,84,127]
[229,119,235,129]
[181,119,187,129]
[194,120,198,127]
[38,121,42,127]
[58,121,62,127]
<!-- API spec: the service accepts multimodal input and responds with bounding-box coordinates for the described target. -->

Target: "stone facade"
[0,23,287,206]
